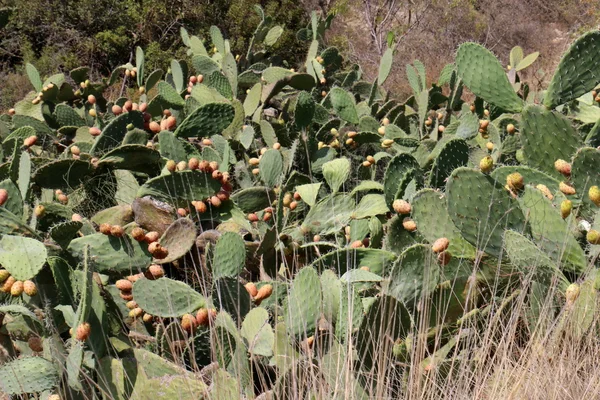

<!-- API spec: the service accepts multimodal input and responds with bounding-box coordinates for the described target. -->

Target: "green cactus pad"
[54,104,86,127]
[240,307,274,357]
[388,244,440,303]
[33,159,94,189]
[133,277,205,317]
[68,233,151,274]
[91,111,145,155]
[322,157,351,194]
[312,248,396,276]
[91,205,134,227]
[173,103,235,138]
[517,186,586,273]
[98,144,162,174]
[428,137,469,189]
[320,269,341,324]
[520,105,581,179]
[211,231,246,279]
[301,194,355,235]
[0,357,59,395]
[230,187,275,213]
[329,87,359,124]
[259,149,283,187]
[446,167,526,258]
[383,153,423,209]
[0,235,45,282]
[50,221,83,248]
[355,295,412,374]
[0,179,23,217]
[0,208,37,237]
[137,170,221,207]
[285,266,322,337]
[455,42,523,112]
[335,284,364,343]
[544,31,600,109]
[157,131,194,162]
[156,81,185,108]
[571,147,600,209]
[213,277,251,323]
[207,71,233,99]
[295,91,315,129]
[504,230,568,287]
[155,218,197,264]
[411,189,476,258]
[491,166,563,195]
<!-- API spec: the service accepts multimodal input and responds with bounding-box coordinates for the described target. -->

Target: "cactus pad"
[155,218,197,264]
[411,189,476,258]
[174,103,235,138]
[517,186,586,273]
[0,357,59,394]
[446,167,526,258]
[456,42,523,112]
[137,170,221,207]
[383,153,423,209]
[544,31,600,109]
[520,105,581,179]
[68,233,151,274]
[133,277,205,317]
[285,266,322,337]
[0,235,47,280]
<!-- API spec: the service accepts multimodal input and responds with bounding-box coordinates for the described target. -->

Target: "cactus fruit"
[24,135,37,147]
[479,156,493,173]
[565,283,580,306]
[254,284,273,304]
[589,185,600,206]
[145,231,160,243]
[506,123,516,134]
[0,269,9,282]
[559,181,576,195]
[1,276,15,293]
[402,218,417,232]
[506,172,524,191]
[132,227,146,241]
[10,280,24,296]
[432,238,450,253]
[0,189,7,206]
[560,200,572,219]
[437,251,452,265]
[245,282,258,297]
[116,279,133,291]
[554,159,571,176]
[23,280,37,296]
[110,225,124,237]
[392,199,411,214]
[147,264,165,279]
[181,313,197,332]
[535,184,554,200]
[75,322,91,341]
[587,229,600,245]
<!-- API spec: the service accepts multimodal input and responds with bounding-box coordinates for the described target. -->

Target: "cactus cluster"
[0,7,600,399]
